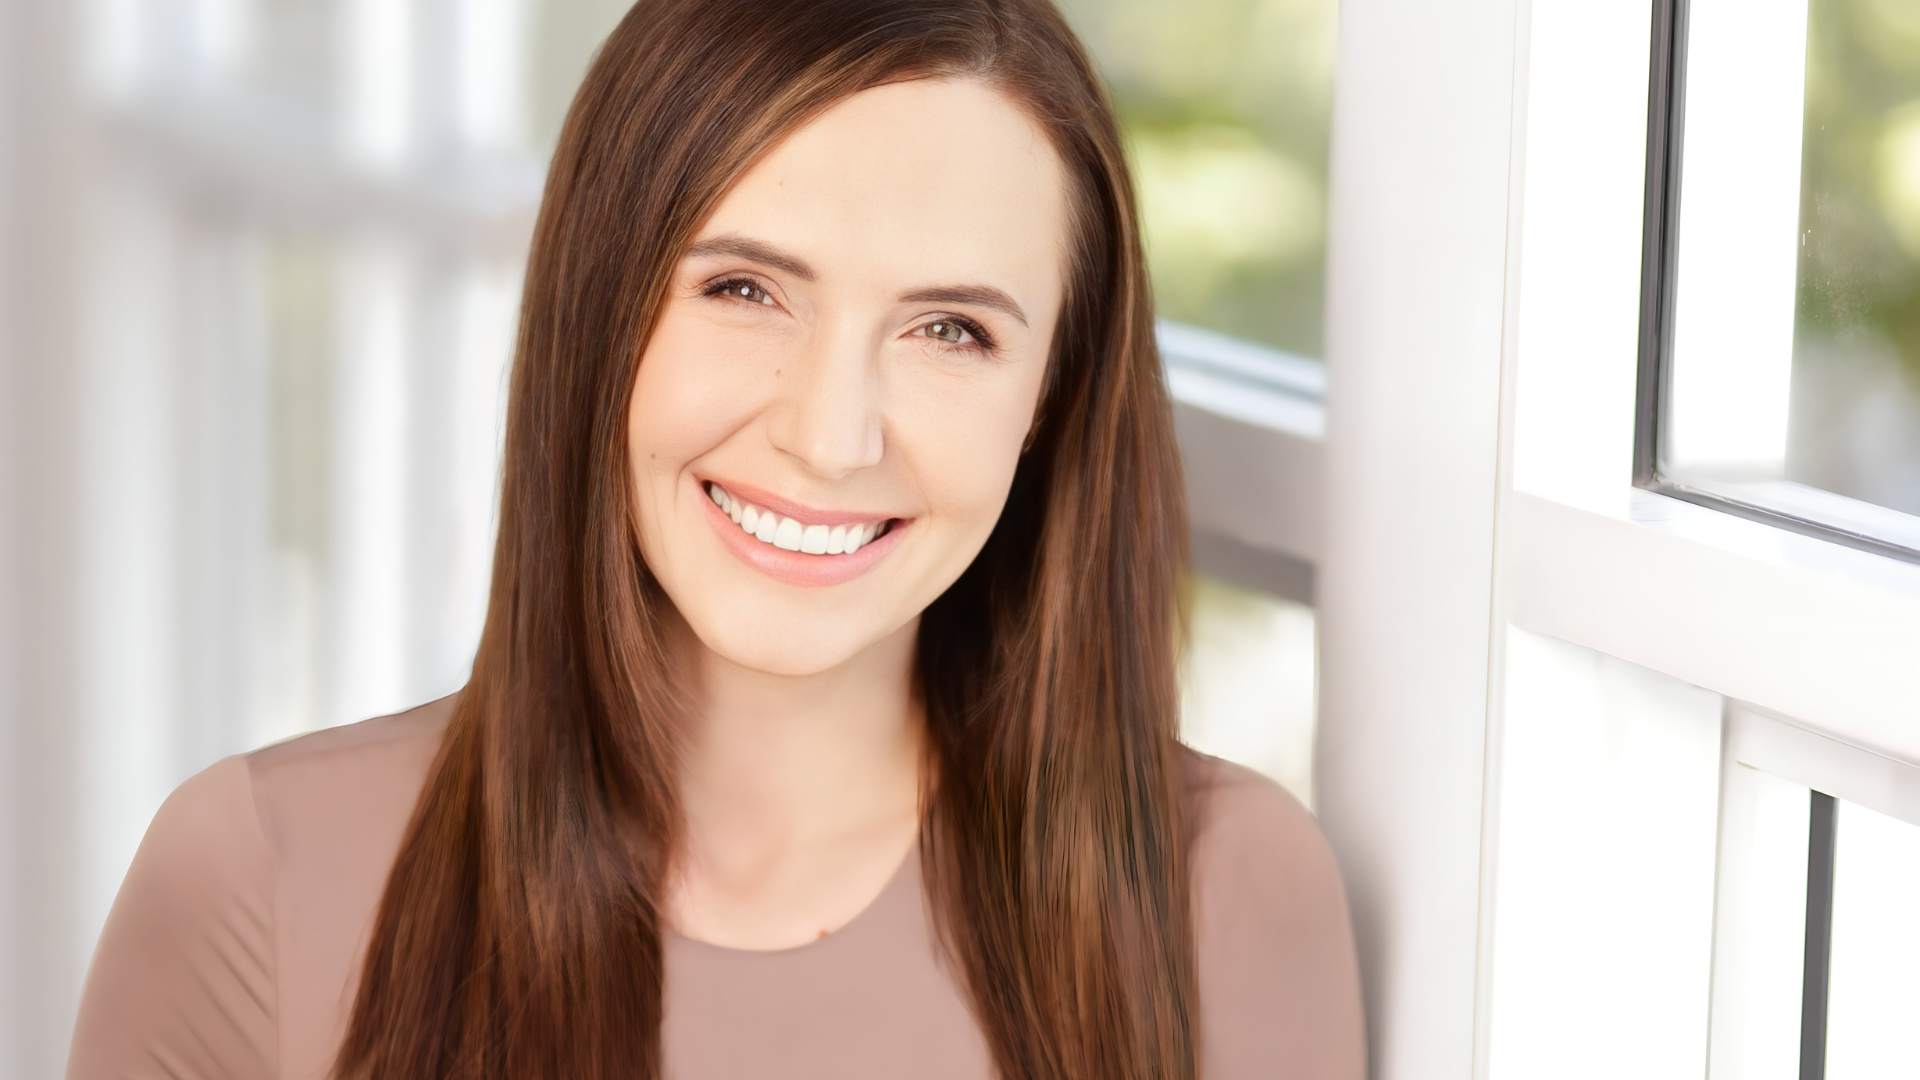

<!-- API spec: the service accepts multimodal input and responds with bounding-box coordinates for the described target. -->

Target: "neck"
[664,609,929,858]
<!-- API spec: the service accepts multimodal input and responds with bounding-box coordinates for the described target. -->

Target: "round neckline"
[663,830,921,958]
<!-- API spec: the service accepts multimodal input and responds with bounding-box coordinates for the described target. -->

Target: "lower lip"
[695,477,912,588]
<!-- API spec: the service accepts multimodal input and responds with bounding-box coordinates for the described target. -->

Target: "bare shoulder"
[1176,744,1368,1079]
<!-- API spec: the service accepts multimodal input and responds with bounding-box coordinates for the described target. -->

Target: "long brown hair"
[330,1,1197,1076]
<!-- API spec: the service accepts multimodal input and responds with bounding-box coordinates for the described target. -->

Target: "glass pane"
[1823,795,1920,1075]
[1663,0,1920,536]
[1790,0,1920,517]
[1176,574,1317,808]
[1057,0,1336,359]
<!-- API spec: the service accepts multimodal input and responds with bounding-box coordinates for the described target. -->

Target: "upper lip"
[699,475,905,528]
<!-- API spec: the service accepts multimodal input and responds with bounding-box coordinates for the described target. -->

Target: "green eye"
[700,275,1001,359]
[919,317,997,355]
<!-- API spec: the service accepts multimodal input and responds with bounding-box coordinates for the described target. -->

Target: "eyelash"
[698,274,1001,357]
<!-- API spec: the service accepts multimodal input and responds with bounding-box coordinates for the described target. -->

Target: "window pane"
[1056,0,1336,359]
[1790,0,1920,517]
[1661,0,1920,543]
[1823,795,1920,1075]
[1176,574,1317,808]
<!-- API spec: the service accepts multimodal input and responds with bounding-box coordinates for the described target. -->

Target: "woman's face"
[629,76,1070,677]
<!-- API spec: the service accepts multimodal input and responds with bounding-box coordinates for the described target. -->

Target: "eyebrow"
[682,231,1030,328]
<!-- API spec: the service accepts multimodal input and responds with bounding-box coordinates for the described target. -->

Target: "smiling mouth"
[703,480,903,556]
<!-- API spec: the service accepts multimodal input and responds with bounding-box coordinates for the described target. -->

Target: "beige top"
[65,691,1365,1078]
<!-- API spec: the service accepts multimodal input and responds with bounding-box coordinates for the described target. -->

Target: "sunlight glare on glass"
[1667,0,1809,476]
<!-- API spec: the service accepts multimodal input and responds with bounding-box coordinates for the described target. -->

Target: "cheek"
[628,314,767,467]
[625,318,774,570]
[893,374,1035,528]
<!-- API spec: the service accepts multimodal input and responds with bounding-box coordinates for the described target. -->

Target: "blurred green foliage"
[1058,0,1336,360]
[1796,0,1920,383]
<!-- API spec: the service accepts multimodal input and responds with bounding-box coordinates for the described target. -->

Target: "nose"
[765,323,885,479]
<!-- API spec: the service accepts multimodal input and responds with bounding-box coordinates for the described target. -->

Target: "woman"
[65,1,1365,1076]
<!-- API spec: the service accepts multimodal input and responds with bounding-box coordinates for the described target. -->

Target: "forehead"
[691,76,1071,311]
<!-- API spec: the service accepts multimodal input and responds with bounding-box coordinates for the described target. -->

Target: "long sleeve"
[1192,757,1368,1079]
[66,752,280,1079]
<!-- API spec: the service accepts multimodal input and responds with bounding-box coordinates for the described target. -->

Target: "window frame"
[1163,321,1324,606]
[1318,0,1920,1075]
[1634,0,1920,566]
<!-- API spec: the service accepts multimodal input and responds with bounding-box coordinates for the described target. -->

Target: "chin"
[695,613,870,677]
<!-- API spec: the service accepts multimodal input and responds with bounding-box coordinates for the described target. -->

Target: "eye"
[916,315,999,357]
[700,275,780,308]
[699,274,1001,359]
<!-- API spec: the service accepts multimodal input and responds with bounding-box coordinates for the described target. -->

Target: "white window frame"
[1313,0,1920,1077]
[1164,320,1324,606]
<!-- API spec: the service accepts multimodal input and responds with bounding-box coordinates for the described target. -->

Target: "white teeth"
[706,481,894,557]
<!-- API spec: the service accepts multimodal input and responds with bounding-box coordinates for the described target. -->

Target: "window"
[1321,0,1920,1073]
[1707,704,1920,1079]
[1824,795,1920,1075]
[1177,576,1318,804]
[1643,0,1920,561]
[1637,5,1920,1066]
